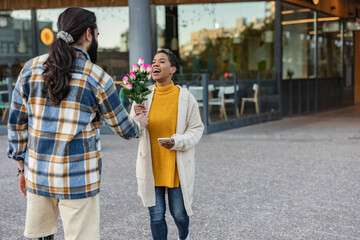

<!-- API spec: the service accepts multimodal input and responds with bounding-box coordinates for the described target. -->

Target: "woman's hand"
[134,102,147,116]
[133,113,148,131]
[159,138,175,149]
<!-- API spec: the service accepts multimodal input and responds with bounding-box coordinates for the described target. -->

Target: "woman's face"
[151,53,176,83]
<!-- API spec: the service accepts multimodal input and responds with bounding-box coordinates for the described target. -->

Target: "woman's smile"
[152,68,161,76]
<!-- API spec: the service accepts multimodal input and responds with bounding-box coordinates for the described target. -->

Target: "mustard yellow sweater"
[148,82,180,188]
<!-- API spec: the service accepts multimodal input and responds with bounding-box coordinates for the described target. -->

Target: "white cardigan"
[130,84,204,216]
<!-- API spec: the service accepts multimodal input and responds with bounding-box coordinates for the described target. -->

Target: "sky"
[177,2,269,45]
[10,2,269,49]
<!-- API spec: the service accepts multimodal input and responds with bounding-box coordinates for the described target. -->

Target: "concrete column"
[128,0,152,65]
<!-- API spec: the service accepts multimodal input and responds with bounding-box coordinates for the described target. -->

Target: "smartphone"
[157,137,172,143]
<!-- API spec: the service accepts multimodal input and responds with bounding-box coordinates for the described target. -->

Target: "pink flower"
[146,65,152,73]
[140,64,146,72]
[138,58,144,65]
[122,76,129,84]
[125,82,132,89]
[129,71,136,79]
[120,56,151,104]
[132,64,138,72]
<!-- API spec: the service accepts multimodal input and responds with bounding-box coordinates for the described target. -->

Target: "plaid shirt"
[7,48,140,199]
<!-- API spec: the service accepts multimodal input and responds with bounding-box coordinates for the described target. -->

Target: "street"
[1,106,360,239]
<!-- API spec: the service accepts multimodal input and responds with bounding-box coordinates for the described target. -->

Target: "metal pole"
[202,74,209,134]
[31,8,39,57]
[150,5,158,57]
[128,0,152,66]
[274,0,283,116]
[289,75,293,115]
[306,79,310,113]
[7,77,13,104]
[314,11,318,112]
[233,73,238,119]
[340,19,344,107]
[257,72,262,115]
[298,79,301,114]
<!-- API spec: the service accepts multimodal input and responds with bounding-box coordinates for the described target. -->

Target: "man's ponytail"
[42,7,96,105]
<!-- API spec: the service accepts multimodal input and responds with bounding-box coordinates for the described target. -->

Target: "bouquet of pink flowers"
[121,57,152,104]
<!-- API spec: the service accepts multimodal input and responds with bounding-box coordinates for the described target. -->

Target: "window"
[282,2,315,79]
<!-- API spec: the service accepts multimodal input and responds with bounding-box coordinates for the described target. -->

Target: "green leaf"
[122,88,131,95]
[135,84,142,93]
[142,90,151,96]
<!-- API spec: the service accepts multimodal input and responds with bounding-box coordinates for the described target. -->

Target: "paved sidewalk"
[1,106,360,239]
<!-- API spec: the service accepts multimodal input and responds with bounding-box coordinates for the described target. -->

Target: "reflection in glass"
[0,10,32,81]
[317,12,341,78]
[176,2,277,123]
[343,20,355,106]
[282,2,315,79]
[0,10,33,122]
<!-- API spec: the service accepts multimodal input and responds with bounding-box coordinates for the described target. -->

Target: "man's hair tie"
[57,31,74,44]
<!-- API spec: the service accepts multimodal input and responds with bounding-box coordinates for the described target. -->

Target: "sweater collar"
[154,81,177,95]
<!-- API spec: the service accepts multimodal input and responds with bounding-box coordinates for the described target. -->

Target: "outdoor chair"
[240,84,259,115]
[189,85,207,121]
[223,86,240,118]
[188,86,203,108]
[208,86,227,120]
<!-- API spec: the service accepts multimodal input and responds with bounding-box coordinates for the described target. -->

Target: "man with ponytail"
[7,7,147,240]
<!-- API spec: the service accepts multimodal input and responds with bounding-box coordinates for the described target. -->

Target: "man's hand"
[18,173,27,196]
[134,103,147,116]
[133,113,148,131]
[159,138,175,149]
[17,160,26,196]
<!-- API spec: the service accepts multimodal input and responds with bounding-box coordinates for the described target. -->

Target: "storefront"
[0,0,359,133]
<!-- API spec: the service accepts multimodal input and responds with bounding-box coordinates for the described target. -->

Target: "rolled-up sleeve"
[96,75,140,139]
[7,78,28,161]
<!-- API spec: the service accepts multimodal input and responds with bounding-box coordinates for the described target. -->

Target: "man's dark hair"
[155,49,178,69]
[42,7,97,105]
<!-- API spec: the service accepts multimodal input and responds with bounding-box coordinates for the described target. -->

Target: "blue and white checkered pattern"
[8,48,140,199]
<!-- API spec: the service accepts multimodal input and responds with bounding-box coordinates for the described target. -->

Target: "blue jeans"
[148,186,189,240]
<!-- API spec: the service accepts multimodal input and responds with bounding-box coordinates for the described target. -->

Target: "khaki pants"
[24,192,100,240]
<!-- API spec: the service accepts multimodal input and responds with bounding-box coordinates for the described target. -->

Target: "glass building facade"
[281,2,354,116]
[0,0,358,133]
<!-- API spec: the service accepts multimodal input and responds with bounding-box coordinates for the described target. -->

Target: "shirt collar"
[72,47,91,61]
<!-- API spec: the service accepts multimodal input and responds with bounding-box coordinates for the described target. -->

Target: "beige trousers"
[24,192,100,240]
